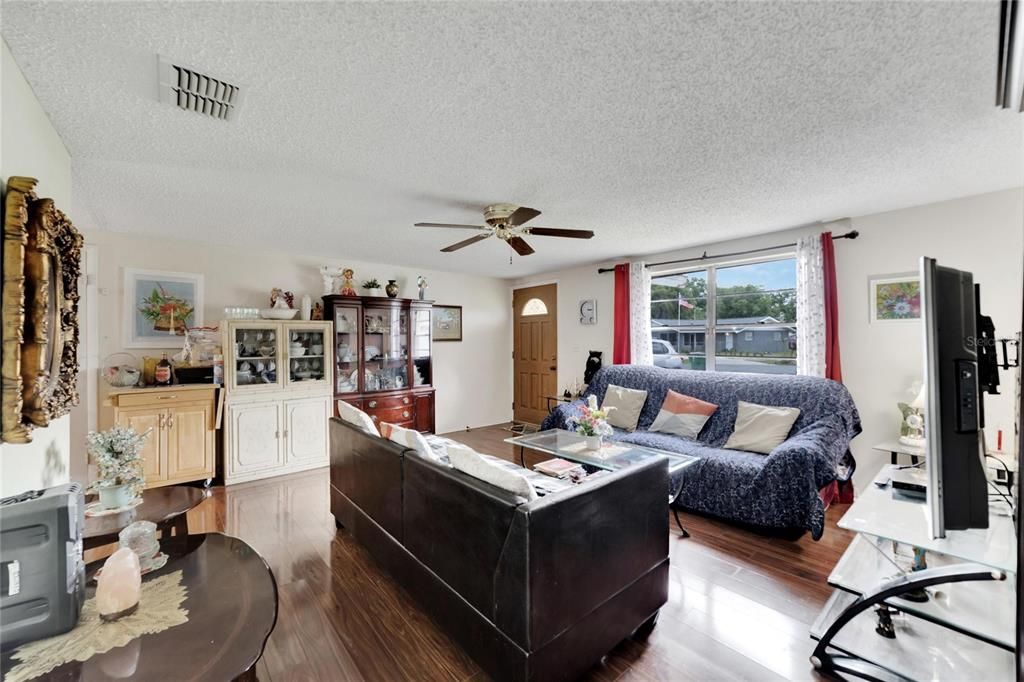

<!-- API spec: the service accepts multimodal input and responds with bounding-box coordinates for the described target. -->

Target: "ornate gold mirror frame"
[1,176,83,442]
[2,177,35,443]
[22,198,83,428]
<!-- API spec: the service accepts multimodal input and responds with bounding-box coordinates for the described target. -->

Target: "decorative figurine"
[319,265,337,295]
[416,275,428,300]
[270,288,294,309]
[338,268,358,297]
[311,302,324,320]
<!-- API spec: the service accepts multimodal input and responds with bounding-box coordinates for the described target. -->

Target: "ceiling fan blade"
[507,236,535,256]
[526,227,595,239]
[507,206,541,226]
[415,222,488,230]
[441,233,492,252]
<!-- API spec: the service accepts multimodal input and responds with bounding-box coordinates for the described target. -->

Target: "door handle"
[167,414,175,429]
[158,413,166,429]
[549,366,557,371]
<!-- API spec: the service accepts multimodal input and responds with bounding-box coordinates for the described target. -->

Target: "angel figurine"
[319,265,337,295]
[416,275,428,301]
[339,268,358,297]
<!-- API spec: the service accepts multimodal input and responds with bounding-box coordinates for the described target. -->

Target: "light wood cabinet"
[102,385,217,488]
[221,320,332,485]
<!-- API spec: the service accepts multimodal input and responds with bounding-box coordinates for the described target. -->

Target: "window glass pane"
[714,330,796,375]
[651,332,707,370]
[521,298,548,316]
[715,259,797,324]
[651,270,708,371]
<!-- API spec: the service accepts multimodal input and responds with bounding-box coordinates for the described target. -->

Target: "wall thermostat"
[579,299,597,325]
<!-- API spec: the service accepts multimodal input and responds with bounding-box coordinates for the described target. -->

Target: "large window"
[650,257,797,375]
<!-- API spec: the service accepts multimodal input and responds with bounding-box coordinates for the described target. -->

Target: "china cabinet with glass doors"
[220,319,333,484]
[323,295,435,434]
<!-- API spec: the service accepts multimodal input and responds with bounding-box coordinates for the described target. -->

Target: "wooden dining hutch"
[323,295,435,433]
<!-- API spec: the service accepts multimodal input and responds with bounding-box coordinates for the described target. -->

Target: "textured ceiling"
[3,1,1022,278]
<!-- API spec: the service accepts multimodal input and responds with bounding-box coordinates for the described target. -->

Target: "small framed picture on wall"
[868,273,920,323]
[432,304,463,342]
[123,268,204,347]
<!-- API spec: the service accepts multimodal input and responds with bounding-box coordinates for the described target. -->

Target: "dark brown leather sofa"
[329,418,670,682]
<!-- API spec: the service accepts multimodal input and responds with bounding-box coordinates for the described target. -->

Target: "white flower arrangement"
[567,394,615,438]
[87,426,151,497]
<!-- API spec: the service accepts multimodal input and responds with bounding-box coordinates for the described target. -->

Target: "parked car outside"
[651,338,685,369]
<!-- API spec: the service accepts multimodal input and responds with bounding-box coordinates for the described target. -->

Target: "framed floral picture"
[869,273,920,323]
[432,304,463,342]
[123,268,204,347]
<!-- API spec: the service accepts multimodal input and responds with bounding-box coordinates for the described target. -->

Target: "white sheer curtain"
[796,234,826,377]
[629,261,653,366]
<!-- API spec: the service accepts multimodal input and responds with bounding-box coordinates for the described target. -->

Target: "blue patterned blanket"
[542,365,861,539]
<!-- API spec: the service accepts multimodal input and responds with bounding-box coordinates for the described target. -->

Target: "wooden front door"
[513,284,557,425]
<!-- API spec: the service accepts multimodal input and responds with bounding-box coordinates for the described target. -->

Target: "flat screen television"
[920,256,989,538]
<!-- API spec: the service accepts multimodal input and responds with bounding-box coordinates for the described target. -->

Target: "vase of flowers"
[567,395,614,450]
[87,426,150,509]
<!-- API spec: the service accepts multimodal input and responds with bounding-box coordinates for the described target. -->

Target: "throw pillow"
[381,422,438,462]
[649,390,718,439]
[445,442,538,501]
[723,401,801,455]
[602,384,648,432]
[337,401,377,435]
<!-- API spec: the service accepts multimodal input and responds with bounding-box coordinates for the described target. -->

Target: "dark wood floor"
[182,424,853,681]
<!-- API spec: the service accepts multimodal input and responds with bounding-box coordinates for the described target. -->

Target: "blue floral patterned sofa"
[542,365,861,539]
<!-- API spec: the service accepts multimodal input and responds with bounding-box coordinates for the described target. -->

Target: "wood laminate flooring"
[180,423,853,681]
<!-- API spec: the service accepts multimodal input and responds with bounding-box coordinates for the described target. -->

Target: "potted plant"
[567,395,615,450]
[362,279,383,297]
[87,426,150,509]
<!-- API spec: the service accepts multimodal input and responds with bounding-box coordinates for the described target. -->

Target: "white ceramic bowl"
[259,308,299,320]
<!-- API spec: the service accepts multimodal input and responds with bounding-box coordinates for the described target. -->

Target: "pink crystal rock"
[96,547,141,622]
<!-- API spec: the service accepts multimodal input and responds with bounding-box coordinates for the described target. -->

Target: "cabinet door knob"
[402,397,410,405]
[283,429,288,438]
[371,415,379,422]
[275,430,280,439]
[368,400,377,408]
[158,413,166,429]
[402,410,409,419]
[167,414,175,429]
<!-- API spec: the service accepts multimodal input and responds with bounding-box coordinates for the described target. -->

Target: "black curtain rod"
[596,230,859,274]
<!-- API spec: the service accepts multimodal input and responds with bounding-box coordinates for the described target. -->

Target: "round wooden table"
[1,533,278,681]
[84,486,208,550]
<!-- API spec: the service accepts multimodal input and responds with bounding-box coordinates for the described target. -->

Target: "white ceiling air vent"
[158,55,244,121]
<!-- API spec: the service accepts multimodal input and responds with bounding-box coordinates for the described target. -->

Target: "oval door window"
[521,298,548,316]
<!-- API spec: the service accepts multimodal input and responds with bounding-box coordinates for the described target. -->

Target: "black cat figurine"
[583,350,603,386]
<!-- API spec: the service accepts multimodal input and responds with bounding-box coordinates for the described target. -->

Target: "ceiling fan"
[415,203,594,256]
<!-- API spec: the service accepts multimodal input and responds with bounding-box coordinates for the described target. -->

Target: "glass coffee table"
[505,428,698,537]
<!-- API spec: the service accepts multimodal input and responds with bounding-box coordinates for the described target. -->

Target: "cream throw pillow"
[445,442,538,501]
[723,401,801,455]
[381,422,438,462]
[337,401,378,435]
[601,384,648,432]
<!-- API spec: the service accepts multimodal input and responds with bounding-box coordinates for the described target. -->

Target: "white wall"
[83,229,513,434]
[1,41,74,496]
[515,188,1024,489]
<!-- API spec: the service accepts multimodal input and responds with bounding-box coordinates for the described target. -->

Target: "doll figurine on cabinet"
[338,268,357,297]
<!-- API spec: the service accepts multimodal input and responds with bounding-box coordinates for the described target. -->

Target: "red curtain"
[821,232,843,382]
[612,263,631,364]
